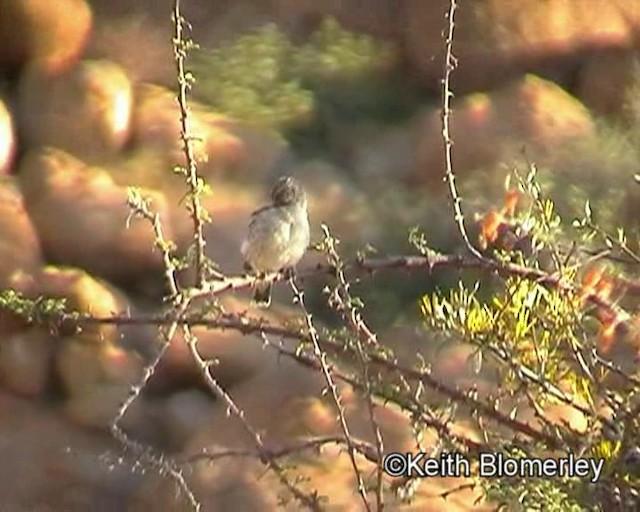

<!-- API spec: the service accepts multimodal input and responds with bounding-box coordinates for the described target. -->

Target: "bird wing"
[242,205,294,272]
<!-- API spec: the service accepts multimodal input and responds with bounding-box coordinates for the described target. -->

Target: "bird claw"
[282,267,296,280]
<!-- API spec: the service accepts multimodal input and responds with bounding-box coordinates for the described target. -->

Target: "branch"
[441,0,483,259]
[172,0,214,286]
[190,252,621,319]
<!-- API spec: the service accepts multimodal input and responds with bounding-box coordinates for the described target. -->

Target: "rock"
[0,391,142,510]
[131,84,245,178]
[87,16,174,86]
[412,75,596,188]
[576,48,640,120]
[0,328,55,396]
[141,415,483,511]
[130,457,281,511]
[160,388,217,450]
[57,339,105,393]
[405,0,636,93]
[186,355,339,450]
[0,98,16,175]
[37,266,130,344]
[56,338,143,396]
[56,337,158,434]
[18,60,133,161]
[18,148,172,292]
[0,179,43,290]
[0,179,44,338]
[63,383,149,431]
[182,349,413,458]
[148,296,294,393]
[0,0,92,73]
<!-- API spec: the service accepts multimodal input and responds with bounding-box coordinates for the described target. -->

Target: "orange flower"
[480,210,504,245]
[594,276,614,302]
[582,267,605,289]
[578,267,610,305]
[598,318,619,354]
[502,189,520,218]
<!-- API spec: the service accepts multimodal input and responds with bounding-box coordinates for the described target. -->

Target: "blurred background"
[0,0,639,509]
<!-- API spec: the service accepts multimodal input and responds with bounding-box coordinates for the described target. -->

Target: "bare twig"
[172,0,213,286]
[289,277,372,511]
[184,435,379,466]
[30,303,591,450]
[441,0,484,259]
[120,187,198,508]
[321,225,385,510]
[181,324,323,510]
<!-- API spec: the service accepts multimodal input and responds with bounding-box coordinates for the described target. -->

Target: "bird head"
[271,175,307,208]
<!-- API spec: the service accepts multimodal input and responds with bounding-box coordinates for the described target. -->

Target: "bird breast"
[242,204,308,273]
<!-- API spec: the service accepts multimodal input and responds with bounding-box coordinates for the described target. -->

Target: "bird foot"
[282,267,296,280]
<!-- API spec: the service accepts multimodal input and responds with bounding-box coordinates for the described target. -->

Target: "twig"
[321,225,385,510]
[184,435,379,466]
[289,277,372,511]
[172,0,211,286]
[441,0,484,259]
[182,324,323,510]
[120,188,200,509]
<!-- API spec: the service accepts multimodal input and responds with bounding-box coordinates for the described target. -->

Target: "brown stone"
[18,148,172,291]
[576,48,640,120]
[0,180,44,338]
[0,0,92,73]
[18,60,133,161]
[132,84,245,178]
[0,328,55,396]
[0,391,142,510]
[0,98,16,175]
[0,179,43,290]
[56,337,154,432]
[412,75,596,188]
[148,296,297,392]
[37,266,130,344]
[87,16,174,86]
[160,388,217,450]
[405,0,636,93]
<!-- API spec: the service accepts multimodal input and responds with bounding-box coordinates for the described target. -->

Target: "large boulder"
[131,84,288,180]
[412,75,596,188]
[18,148,172,292]
[0,0,92,73]
[0,179,43,291]
[0,98,16,175]
[0,179,44,339]
[0,328,56,397]
[405,0,637,93]
[18,60,133,162]
[576,48,640,120]
[0,392,143,510]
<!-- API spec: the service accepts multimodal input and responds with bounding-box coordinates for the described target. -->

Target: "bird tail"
[252,281,272,308]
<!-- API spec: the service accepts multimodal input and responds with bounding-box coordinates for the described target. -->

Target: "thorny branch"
[440,0,484,260]
[1,0,637,510]
[172,0,219,286]
[322,224,385,510]
[289,276,372,511]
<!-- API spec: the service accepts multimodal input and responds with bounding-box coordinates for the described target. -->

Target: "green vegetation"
[191,19,422,147]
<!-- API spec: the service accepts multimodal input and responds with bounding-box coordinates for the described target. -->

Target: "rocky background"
[0,0,639,510]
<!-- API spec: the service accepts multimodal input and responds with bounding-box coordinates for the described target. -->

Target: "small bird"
[241,176,310,307]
